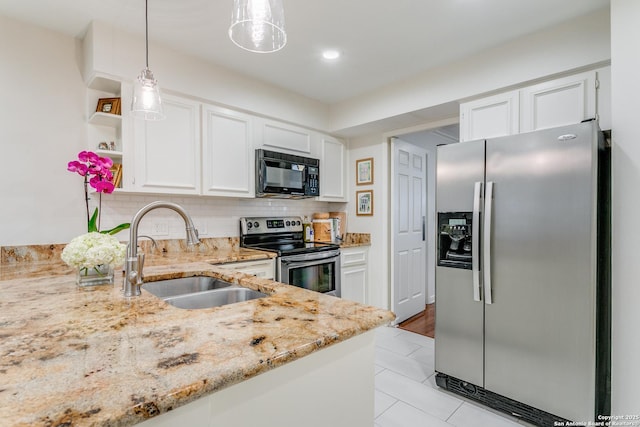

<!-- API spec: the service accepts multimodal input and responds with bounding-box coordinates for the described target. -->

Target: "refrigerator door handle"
[483,181,494,304]
[422,216,426,241]
[472,181,482,302]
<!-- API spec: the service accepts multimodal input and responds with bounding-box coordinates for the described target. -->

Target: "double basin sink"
[142,276,267,309]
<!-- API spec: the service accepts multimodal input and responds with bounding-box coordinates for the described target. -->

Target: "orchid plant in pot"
[61,151,129,287]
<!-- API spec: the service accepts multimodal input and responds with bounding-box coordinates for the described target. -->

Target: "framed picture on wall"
[96,97,122,115]
[356,157,374,185]
[356,190,373,216]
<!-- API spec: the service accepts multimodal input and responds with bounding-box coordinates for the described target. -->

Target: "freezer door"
[435,140,485,386]
[483,122,599,421]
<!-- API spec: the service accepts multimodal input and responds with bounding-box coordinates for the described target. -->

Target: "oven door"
[278,250,341,297]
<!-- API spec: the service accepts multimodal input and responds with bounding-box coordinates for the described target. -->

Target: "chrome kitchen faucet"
[124,201,200,297]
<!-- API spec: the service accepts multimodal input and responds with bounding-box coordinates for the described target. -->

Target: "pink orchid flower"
[67,150,123,233]
[67,161,88,176]
[94,180,115,194]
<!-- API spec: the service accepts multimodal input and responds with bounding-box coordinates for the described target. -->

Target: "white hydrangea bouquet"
[62,232,126,270]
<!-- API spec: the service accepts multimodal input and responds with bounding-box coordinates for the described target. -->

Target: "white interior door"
[391,139,427,323]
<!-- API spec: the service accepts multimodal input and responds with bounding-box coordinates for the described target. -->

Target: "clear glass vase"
[76,264,114,288]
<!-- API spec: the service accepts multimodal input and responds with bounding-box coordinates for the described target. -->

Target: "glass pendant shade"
[131,0,165,120]
[229,0,287,53]
[131,68,165,120]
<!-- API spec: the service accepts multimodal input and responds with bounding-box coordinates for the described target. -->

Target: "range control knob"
[253,221,259,228]
[296,220,301,226]
[247,222,252,229]
[286,220,291,226]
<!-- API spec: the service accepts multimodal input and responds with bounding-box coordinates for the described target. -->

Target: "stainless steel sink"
[142,275,267,309]
[142,276,233,298]
[164,288,267,309]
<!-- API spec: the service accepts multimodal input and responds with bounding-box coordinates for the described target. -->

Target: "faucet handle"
[124,255,141,297]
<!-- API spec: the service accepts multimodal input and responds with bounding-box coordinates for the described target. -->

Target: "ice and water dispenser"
[437,212,473,269]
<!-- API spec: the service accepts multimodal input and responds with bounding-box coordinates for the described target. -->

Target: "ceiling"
[0,0,609,107]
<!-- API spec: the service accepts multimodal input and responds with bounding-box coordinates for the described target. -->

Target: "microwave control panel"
[307,166,319,196]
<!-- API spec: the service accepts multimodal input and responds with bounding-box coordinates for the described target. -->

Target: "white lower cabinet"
[340,247,369,304]
[131,94,201,194]
[217,258,275,280]
[201,105,254,197]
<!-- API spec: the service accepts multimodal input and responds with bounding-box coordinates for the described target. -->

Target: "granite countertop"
[0,239,393,427]
[339,233,371,248]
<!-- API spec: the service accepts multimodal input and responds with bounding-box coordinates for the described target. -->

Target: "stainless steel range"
[240,216,341,296]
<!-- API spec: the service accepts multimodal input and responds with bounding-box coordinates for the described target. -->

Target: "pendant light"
[229,0,287,53]
[131,0,165,120]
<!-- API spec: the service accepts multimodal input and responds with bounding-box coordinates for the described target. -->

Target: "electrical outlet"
[153,222,169,236]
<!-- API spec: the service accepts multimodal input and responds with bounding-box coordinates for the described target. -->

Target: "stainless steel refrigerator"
[434,121,610,426]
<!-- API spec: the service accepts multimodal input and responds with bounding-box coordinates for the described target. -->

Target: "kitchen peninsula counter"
[0,240,394,427]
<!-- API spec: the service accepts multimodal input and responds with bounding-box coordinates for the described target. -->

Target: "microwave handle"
[256,160,266,193]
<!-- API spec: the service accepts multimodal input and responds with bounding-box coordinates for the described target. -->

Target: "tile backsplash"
[98,193,346,242]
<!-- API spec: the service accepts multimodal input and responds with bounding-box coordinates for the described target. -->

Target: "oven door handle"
[280,250,340,264]
[281,259,339,270]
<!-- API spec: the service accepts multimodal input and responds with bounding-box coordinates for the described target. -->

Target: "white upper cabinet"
[319,136,348,202]
[460,67,608,142]
[520,70,596,132]
[202,105,254,198]
[131,94,201,194]
[256,118,313,155]
[459,90,520,142]
[86,75,347,199]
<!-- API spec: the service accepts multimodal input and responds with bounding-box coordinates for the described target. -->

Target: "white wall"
[330,7,611,133]
[0,16,88,245]
[610,0,640,415]
[347,135,389,309]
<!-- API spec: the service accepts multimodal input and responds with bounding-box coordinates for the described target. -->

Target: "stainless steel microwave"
[255,149,319,198]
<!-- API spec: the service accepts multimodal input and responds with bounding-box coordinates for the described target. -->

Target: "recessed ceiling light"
[322,50,341,60]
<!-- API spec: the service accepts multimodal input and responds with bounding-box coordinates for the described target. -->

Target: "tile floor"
[374,326,535,427]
